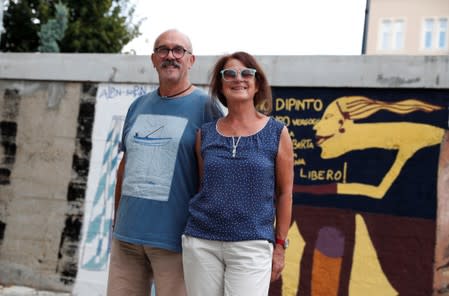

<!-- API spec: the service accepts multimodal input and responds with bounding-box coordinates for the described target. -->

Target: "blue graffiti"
[98,85,149,100]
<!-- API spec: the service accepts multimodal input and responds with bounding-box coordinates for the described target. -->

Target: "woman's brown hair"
[209,51,272,114]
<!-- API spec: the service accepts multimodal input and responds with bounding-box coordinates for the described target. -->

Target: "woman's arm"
[271,126,294,282]
[195,129,204,191]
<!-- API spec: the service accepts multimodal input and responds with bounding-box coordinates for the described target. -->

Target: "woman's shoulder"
[268,116,286,130]
[200,119,218,132]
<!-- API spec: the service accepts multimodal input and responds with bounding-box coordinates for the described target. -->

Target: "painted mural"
[72,83,154,295]
[269,88,448,296]
[71,84,448,295]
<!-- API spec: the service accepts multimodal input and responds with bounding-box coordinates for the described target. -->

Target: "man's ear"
[188,54,196,69]
[150,53,156,68]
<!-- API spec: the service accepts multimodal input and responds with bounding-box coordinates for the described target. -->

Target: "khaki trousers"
[107,238,186,296]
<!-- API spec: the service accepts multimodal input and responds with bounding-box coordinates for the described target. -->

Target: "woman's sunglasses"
[220,68,257,82]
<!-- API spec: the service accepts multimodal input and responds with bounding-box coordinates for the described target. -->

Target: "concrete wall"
[0,80,95,291]
[0,53,448,295]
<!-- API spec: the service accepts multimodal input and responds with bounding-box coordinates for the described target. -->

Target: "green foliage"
[38,2,69,52]
[0,0,141,53]
[0,0,42,52]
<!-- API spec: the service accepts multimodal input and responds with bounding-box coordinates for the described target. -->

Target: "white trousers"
[182,235,273,296]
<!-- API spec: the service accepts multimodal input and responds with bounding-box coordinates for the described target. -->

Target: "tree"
[0,0,141,53]
[0,0,42,52]
[38,2,69,52]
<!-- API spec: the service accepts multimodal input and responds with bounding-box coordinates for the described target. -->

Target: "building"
[364,0,449,55]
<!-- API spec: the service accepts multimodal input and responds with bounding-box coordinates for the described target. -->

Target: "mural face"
[270,88,448,296]
[313,99,348,159]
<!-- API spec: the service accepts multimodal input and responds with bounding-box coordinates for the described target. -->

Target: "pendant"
[231,136,241,158]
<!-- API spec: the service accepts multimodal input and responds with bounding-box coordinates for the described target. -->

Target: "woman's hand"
[271,244,285,282]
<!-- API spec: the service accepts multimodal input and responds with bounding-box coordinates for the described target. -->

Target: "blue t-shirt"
[113,88,222,252]
[184,117,284,243]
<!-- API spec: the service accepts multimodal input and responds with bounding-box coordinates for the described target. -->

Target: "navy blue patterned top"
[184,117,284,242]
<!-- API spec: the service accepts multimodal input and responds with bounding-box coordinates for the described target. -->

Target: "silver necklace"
[231,136,242,158]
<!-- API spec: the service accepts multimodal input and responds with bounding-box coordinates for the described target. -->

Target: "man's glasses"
[220,68,257,82]
[154,46,192,59]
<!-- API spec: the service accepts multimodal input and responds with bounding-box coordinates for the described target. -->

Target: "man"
[107,29,222,296]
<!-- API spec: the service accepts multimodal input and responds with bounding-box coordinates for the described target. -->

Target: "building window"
[422,17,448,50]
[394,20,404,49]
[380,20,392,50]
[438,18,448,49]
[424,19,434,49]
[379,19,404,51]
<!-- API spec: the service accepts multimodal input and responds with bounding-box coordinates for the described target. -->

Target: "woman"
[182,51,294,296]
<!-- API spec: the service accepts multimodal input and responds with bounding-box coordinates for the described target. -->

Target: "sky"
[123,0,368,56]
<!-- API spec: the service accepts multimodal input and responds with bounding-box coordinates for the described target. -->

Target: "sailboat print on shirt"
[133,125,172,146]
[124,114,188,201]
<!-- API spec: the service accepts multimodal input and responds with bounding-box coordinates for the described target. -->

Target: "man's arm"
[113,154,126,229]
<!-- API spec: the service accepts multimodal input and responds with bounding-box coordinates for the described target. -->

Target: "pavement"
[0,285,70,296]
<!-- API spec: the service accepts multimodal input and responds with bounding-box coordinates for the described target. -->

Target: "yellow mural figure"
[289,96,444,295]
[297,96,444,199]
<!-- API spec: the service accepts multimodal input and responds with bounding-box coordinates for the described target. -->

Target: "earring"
[338,119,345,133]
